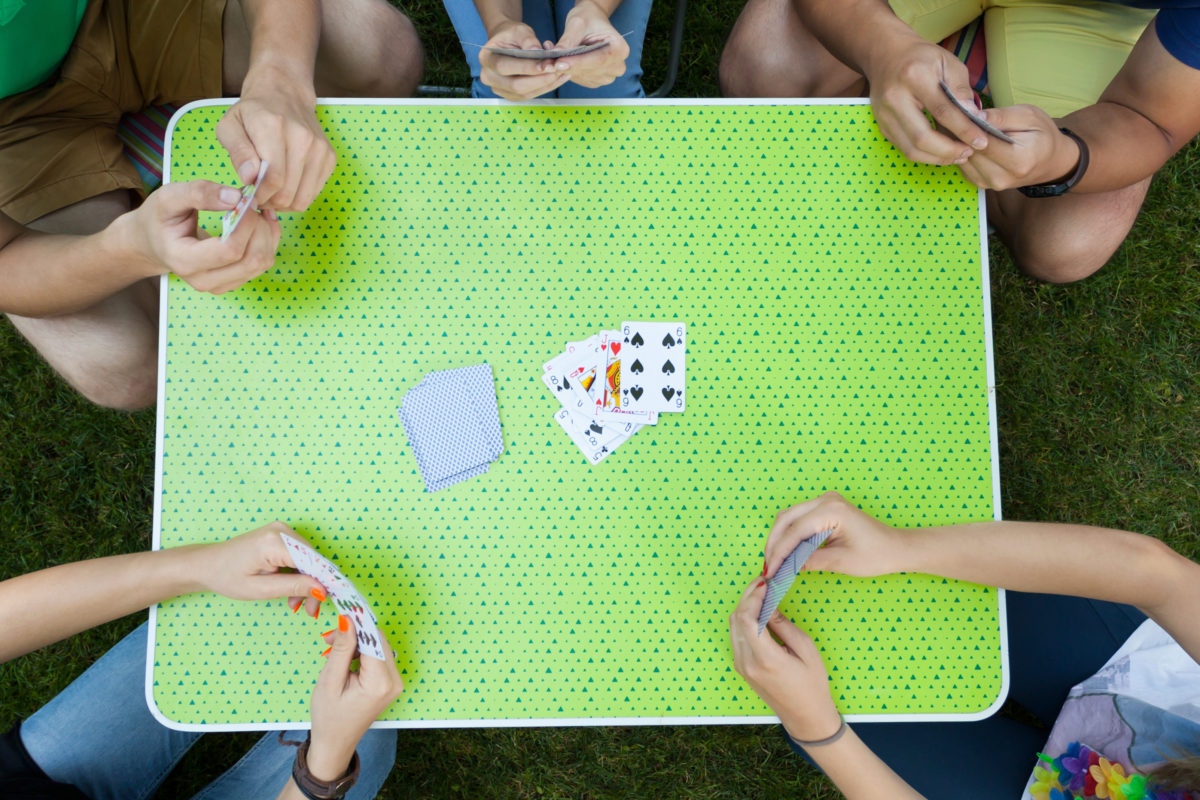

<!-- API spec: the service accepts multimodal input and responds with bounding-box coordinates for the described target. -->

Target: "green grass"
[1,1,1197,797]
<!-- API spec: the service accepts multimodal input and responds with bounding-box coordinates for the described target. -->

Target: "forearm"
[899,521,1200,658]
[1060,102,1178,193]
[793,726,925,800]
[240,0,321,96]
[792,0,921,77]
[0,221,155,317]
[0,546,206,662]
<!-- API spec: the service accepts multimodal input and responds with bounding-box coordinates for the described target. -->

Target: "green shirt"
[0,0,88,98]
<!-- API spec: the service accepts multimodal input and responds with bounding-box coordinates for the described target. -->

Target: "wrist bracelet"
[790,716,848,748]
[1017,127,1090,198]
[281,733,360,800]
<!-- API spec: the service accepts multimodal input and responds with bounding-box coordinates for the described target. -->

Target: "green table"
[151,100,1006,730]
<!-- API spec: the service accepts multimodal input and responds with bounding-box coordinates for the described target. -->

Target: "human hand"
[763,492,903,581]
[729,578,843,742]
[479,19,573,100]
[192,521,325,618]
[554,0,630,90]
[865,36,989,165]
[116,179,282,294]
[955,105,1082,191]
[217,73,336,212]
[306,617,404,781]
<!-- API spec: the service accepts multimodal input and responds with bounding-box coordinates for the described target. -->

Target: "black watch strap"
[1017,127,1089,198]
[290,736,360,800]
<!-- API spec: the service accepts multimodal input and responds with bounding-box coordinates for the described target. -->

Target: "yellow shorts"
[888,0,1156,117]
[0,0,227,223]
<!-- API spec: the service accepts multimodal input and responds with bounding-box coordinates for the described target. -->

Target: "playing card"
[280,533,387,660]
[220,160,269,242]
[553,408,639,464]
[617,321,687,413]
[542,336,604,413]
[757,530,831,634]
[486,40,609,59]
[937,81,1016,145]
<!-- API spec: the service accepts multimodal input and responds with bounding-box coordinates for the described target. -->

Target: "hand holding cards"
[280,533,387,660]
[758,530,831,634]
[543,321,686,464]
[221,160,269,242]
[485,40,610,60]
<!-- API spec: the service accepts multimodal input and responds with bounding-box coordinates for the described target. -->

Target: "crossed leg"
[719,0,1149,283]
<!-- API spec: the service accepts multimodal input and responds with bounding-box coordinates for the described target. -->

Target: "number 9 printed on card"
[153,100,1004,729]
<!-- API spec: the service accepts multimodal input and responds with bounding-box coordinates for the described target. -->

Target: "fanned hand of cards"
[220,160,269,242]
[758,530,831,634]
[280,533,387,660]
[398,363,504,491]
[485,40,610,59]
[542,321,685,464]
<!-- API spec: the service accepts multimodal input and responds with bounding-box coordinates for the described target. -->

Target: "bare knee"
[317,0,425,97]
[73,365,158,411]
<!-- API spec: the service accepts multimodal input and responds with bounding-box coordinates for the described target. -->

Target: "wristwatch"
[291,736,360,800]
[1017,128,1090,198]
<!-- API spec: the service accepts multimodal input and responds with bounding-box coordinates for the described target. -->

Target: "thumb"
[216,109,262,185]
[159,179,243,215]
[319,617,358,678]
[766,611,818,659]
[253,571,323,602]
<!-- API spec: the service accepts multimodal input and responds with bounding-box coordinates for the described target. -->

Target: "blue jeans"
[20,623,397,800]
[441,0,653,98]
[789,592,1148,800]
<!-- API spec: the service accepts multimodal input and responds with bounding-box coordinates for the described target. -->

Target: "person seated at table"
[719,0,1200,285]
[0,0,424,411]
[442,0,653,99]
[730,491,1200,799]
[0,521,404,800]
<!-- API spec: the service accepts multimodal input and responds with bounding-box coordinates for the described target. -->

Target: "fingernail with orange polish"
[310,587,327,602]
[337,614,349,633]
[321,646,332,657]
[288,597,302,613]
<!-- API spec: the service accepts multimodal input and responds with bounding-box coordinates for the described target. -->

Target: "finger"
[253,571,324,602]
[930,81,990,152]
[191,210,280,293]
[264,124,319,211]
[216,109,263,186]
[289,139,336,212]
[317,616,358,677]
[493,71,571,101]
[730,577,767,633]
[764,496,833,573]
[765,610,819,662]
[158,180,244,222]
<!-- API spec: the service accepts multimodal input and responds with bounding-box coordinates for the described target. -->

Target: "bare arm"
[768,493,1200,661]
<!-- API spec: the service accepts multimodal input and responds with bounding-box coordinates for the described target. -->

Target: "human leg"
[4,190,161,410]
[222,0,424,99]
[979,0,1154,281]
[190,728,397,800]
[719,0,866,97]
[19,622,202,800]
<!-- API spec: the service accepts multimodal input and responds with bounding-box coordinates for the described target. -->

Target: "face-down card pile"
[398,363,504,491]
[542,321,686,464]
[758,529,831,634]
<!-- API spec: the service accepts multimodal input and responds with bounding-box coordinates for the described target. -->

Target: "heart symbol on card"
[662,387,676,401]
[610,342,622,356]
[661,359,675,374]
[662,333,676,348]
[630,359,644,374]
[631,332,645,347]
[630,386,644,401]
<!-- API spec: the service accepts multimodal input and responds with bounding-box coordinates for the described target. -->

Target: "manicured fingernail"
[321,646,332,657]
[321,627,336,638]
[219,186,241,205]
[310,587,327,602]
[263,208,278,221]
[238,161,257,183]
[337,614,350,633]
[761,561,768,577]
[288,597,303,613]
[756,578,766,588]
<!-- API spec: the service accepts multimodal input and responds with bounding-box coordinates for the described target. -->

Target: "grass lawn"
[1,2,1197,797]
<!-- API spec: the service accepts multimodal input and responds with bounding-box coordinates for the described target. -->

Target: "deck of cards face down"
[398,363,504,492]
[542,321,686,464]
[280,533,387,660]
[758,530,832,634]
[220,160,269,242]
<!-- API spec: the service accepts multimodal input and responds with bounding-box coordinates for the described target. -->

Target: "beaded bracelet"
[791,717,848,748]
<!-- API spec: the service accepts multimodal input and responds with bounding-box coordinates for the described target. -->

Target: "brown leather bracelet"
[288,735,360,800]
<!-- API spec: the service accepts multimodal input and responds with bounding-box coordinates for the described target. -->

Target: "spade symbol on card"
[630,386,644,401]
[662,359,675,375]
[562,377,571,391]
[589,422,604,435]
[630,359,644,374]
[631,332,645,347]
[662,387,676,401]
[662,333,677,348]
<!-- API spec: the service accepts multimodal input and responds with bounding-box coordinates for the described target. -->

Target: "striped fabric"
[116,103,178,193]
[940,17,990,96]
